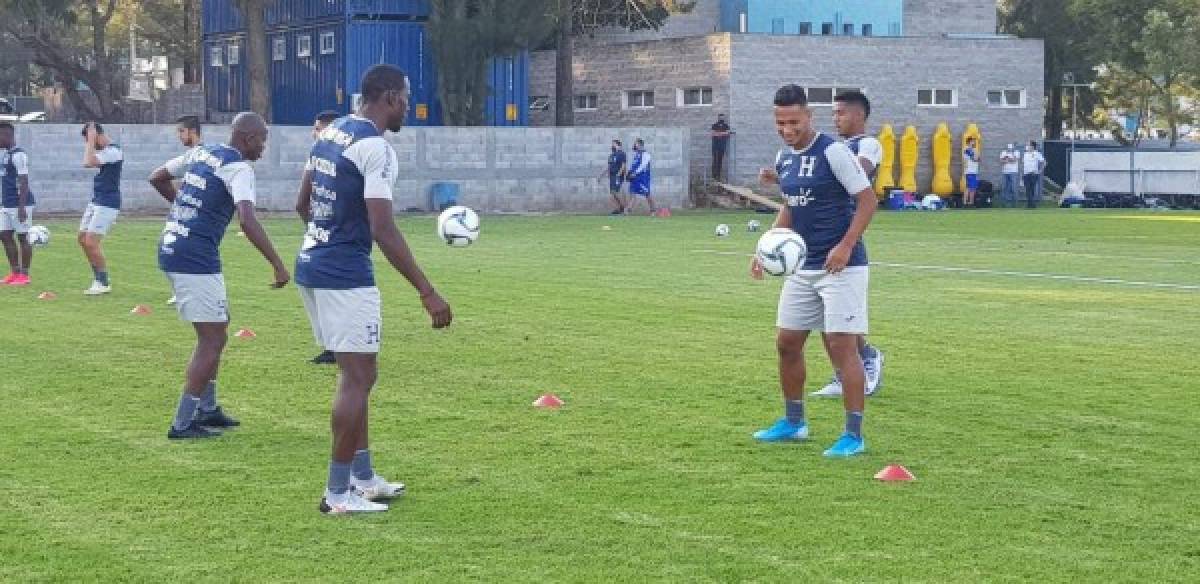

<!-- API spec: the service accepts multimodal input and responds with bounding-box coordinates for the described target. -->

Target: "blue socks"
[327,461,353,495]
[785,400,806,425]
[92,266,109,285]
[172,394,200,431]
[846,411,864,439]
[352,449,374,481]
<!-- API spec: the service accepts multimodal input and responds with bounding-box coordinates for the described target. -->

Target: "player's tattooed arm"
[365,199,453,329]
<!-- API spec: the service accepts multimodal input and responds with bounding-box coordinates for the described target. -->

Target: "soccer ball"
[27,225,50,247]
[715,224,731,237]
[755,228,807,277]
[747,220,762,233]
[437,205,480,247]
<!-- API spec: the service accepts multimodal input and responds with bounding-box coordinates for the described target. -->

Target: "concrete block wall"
[578,0,723,45]
[727,34,1044,192]
[8,124,689,214]
[903,0,998,36]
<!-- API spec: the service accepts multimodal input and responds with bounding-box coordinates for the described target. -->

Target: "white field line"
[692,250,1200,292]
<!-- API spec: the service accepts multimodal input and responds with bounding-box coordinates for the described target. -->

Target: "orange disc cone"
[874,464,916,481]
[532,394,564,409]
[130,304,152,315]
[37,291,57,300]
[234,328,257,339]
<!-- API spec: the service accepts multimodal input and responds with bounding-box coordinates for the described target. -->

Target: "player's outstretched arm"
[295,169,314,226]
[148,167,178,203]
[365,199,452,329]
[236,201,290,288]
[83,123,102,168]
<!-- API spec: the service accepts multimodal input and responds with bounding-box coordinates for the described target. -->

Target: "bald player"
[150,112,291,440]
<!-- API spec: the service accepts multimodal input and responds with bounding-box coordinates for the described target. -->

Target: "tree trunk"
[1045,84,1063,140]
[183,0,200,84]
[87,0,123,122]
[238,0,271,119]
[1161,86,1178,148]
[554,2,574,127]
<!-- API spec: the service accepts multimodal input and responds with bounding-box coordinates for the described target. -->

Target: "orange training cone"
[234,328,257,339]
[37,291,57,300]
[131,304,152,315]
[874,464,916,482]
[532,394,564,409]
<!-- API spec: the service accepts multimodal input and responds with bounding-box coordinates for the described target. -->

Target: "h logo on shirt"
[797,156,817,178]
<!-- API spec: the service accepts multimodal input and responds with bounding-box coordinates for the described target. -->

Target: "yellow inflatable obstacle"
[931,123,954,196]
[960,123,981,194]
[899,125,919,193]
[874,124,896,200]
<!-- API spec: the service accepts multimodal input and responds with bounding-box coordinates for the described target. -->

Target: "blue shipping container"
[484,53,530,127]
[269,24,347,125]
[203,36,249,113]
[202,0,245,35]
[344,20,440,126]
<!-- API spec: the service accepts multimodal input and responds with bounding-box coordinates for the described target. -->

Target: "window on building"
[209,46,223,67]
[625,90,655,109]
[862,24,873,36]
[843,23,855,35]
[821,22,834,35]
[806,87,834,106]
[297,35,312,58]
[798,22,812,35]
[529,96,551,112]
[987,88,1026,108]
[679,87,713,107]
[918,88,958,107]
[320,32,336,55]
[272,37,286,62]
[227,43,240,66]
[574,93,598,111]
[771,18,785,35]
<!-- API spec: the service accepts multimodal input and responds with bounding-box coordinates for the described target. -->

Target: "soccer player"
[0,122,35,286]
[813,91,885,398]
[80,122,123,295]
[606,139,627,215]
[149,116,206,306]
[150,112,290,440]
[625,139,657,215]
[963,136,980,207]
[296,64,452,514]
[296,109,343,366]
[751,85,878,457]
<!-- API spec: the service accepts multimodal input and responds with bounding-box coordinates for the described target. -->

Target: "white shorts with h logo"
[299,286,382,354]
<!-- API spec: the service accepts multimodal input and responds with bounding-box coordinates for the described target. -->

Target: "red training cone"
[234,328,257,339]
[37,291,57,300]
[874,464,916,482]
[130,304,152,315]
[532,394,564,409]
[655,208,672,218]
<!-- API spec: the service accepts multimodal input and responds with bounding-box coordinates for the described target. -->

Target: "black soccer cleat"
[311,350,336,365]
[168,421,222,440]
[195,406,240,428]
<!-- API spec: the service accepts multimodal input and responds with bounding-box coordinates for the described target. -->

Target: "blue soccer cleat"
[823,433,866,457]
[753,418,809,442]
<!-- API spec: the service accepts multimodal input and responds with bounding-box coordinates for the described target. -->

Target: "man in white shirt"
[1021,141,1046,209]
[999,144,1020,207]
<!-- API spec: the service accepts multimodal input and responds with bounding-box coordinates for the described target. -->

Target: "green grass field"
[2,209,1198,582]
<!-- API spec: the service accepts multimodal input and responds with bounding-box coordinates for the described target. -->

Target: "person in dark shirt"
[711,114,732,181]
[606,139,627,215]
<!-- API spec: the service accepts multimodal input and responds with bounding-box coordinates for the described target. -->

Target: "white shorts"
[166,273,229,323]
[79,203,119,235]
[0,206,33,234]
[776,267,869,334]
[299,286,382,353]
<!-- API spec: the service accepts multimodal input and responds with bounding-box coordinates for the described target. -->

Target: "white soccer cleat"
[166,295,177,305]
[813,373,843,398]
[319,490,389,515]
[351,474,406,501]
[865,348,884,396]
[83,281,112,296]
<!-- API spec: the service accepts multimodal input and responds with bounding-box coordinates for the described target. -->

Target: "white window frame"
[226,43,240,66]
[678,87,713,108]
[573,93,599,112]
[209,46,223,67]
[319,32,336,55]
[272,37,286,62]
[987,88,1026,108]
[624,90,655,110]
[918,87,958,107]
[297,35,312,58]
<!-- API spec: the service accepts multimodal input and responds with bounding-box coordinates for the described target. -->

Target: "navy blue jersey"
[158,144,256,274]
[1,148,35,206]
[608,150,626,177]
[296,116,399,289]
[91,144,123,209]
[776,133,873,270]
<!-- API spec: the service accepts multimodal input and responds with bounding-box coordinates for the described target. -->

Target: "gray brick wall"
[728,34,1043,191]
[578,0,722,45]
[9,124,688,214]
[904,0,998,36]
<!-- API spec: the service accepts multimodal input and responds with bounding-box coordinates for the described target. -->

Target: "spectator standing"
[999,143,1020,207]
[606,139,627,215]
[711,114,732,182]
[1021,141,1046,209]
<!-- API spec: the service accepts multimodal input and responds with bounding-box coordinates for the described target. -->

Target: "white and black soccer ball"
[27,225,50,247]
[747,220,762,233]
[755,228,807,277]
[437,205,480,247]
[715,224,731,237]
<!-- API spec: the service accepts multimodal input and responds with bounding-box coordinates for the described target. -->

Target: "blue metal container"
[484,52,529,127]
[344,20,440,126]
[202,0,245,35]
[269,24,347,125]
[203,36,249,113]
[266,0,346,27]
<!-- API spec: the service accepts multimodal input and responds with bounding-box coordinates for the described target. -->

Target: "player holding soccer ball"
[750,84,878,457]
[296,64,452,514]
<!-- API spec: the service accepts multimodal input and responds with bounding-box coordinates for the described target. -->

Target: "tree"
[234,0,270,119]
[0,0,125,122]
